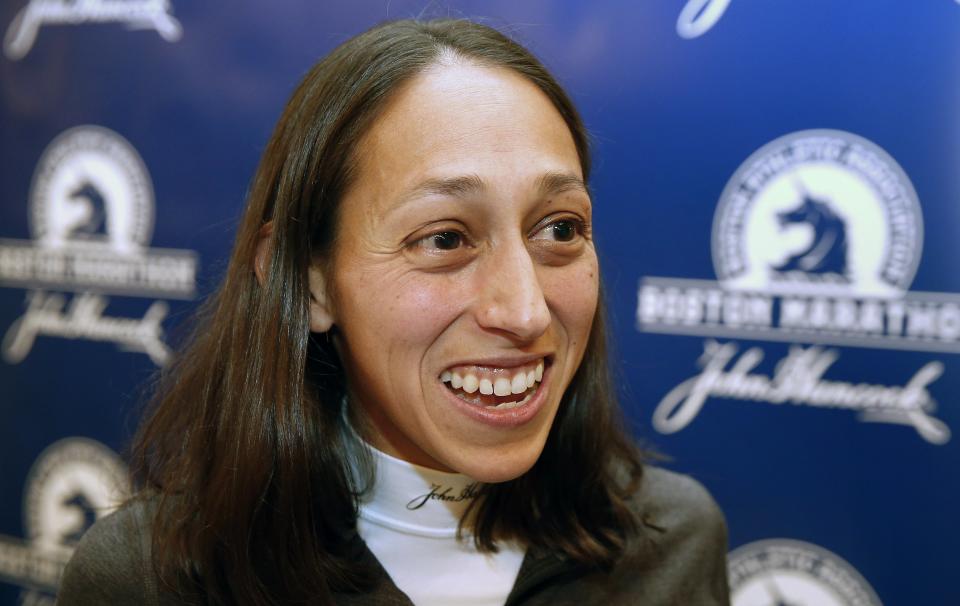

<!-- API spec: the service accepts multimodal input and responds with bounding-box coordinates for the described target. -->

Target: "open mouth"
[440,358,546,410]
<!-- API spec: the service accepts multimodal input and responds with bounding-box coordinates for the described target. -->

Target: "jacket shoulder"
[56,499,159,606]
[623,465,730,604]
[632,465,726,536]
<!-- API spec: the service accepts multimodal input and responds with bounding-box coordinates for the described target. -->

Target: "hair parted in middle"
[131,18,645,606]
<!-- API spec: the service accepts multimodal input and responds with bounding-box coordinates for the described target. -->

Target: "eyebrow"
[535,172,590,197]
[403,174,487,201]
[399,171,589,206]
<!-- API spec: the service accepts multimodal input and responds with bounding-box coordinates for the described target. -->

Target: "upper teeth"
[440,360,544,395]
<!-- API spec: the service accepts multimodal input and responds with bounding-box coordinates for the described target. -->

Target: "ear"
[254,222,273,287]
[307,264,335,333]
[255,222,335,333]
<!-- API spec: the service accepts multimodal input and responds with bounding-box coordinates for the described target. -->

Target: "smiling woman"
[56,18,730,606]
[328,60,599,484]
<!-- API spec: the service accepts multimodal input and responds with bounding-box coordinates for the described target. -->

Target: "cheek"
[543,256,600,342]
[393,277,464,341]
[343,268,466,355]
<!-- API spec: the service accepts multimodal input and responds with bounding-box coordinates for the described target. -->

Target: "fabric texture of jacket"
[56,465,730,605]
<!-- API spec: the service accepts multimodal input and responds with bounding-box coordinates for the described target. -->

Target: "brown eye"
[425,231,462,250]
[551,220,577,242]
[533,218,584,243]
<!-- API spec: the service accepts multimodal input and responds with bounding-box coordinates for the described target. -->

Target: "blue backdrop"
[2,1,957,604]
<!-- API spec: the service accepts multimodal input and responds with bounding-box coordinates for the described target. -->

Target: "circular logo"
[23,437,129,554]
[728,539,882,606]
[712,129,923,297]
[29,125,154,255]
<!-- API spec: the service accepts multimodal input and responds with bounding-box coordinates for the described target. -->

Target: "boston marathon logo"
[0,125,197,365]
[728,539,882,606]
[0,438,129,604]
[638,129,952,444]
[4,0,182,61]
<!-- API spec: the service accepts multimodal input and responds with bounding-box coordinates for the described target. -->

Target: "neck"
[354,439,481,538]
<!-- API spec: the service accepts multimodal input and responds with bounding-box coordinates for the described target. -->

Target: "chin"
[448,441,546,484]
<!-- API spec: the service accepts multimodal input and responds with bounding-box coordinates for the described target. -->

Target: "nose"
[474,239,551,341]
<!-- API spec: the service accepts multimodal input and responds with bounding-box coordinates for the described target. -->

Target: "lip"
[439,353,553,375]
[438,359,552,428]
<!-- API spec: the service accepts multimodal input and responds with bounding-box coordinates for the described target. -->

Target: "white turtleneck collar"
[356,443,481,539]
[347,434,527,606]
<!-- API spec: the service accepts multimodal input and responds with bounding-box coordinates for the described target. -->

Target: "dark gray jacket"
[56,466,730,605]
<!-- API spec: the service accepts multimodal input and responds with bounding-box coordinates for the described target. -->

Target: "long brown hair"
[132,18,643,605]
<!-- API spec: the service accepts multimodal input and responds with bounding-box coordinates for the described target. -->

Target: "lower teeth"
[491,392,534,410]
[448,386,536,409]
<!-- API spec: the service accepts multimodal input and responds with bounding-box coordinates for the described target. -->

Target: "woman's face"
[323,59,598,483]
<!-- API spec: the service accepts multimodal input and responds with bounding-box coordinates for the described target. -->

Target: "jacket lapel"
[504,548,587,606]
[332,536,414,606]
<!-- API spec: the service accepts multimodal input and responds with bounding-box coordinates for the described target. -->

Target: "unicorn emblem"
[60,492,98,545]
[63,180,108,239]
[773,189,849,282]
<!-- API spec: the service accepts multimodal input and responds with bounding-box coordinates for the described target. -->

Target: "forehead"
[348,59,582,211]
